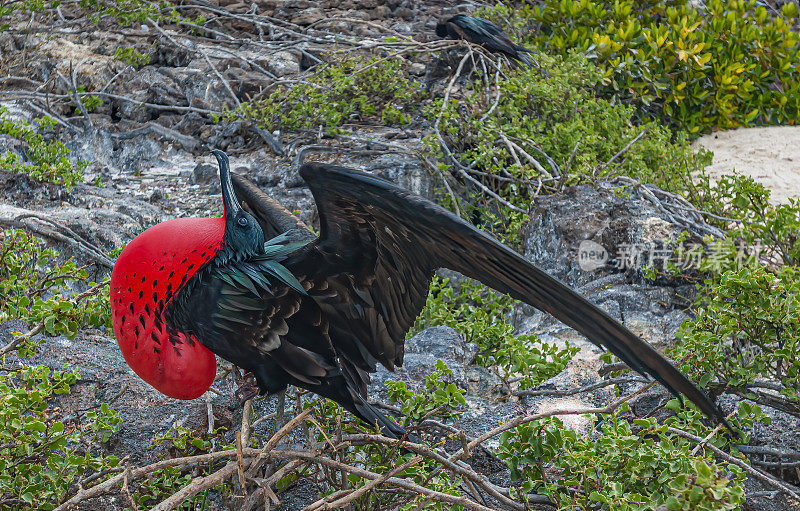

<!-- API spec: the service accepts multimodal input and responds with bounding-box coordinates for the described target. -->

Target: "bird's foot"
[229,372,261,410]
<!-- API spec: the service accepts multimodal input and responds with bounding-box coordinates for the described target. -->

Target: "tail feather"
[352,399,407,439]
[513,45,535,67]
[309,375,408,439]
[518,52,534,67]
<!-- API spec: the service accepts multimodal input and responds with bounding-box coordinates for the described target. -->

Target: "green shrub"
[133,425,233,510]
[307,396,465,510]
[77,0,165,25]
[425,53,713,240]
[387,359,466,424]
[114,46,151,68]
[672,265,800,406]
[230,54,425,133]
[74,86,103,113]
[0,0,40,32]
[719,178,800,266]
[496,407,745,510]
[0,365,121,510]
[1,1,205,36]
[77,0,207,27]
[0,229,110,353]
[0,109,87,188]
[414,276,577,389]
[648,175,800,276]
[489,336,579,390]
[479,0,800,134]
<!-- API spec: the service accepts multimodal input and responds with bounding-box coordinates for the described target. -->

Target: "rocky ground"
[1,1,799,509]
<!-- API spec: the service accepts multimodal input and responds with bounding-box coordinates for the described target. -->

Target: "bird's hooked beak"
[212,149,243,219]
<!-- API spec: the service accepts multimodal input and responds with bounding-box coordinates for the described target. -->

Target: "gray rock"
[526,183,689,283]
[1,180,164,251]
[149,188,165,202]
[113,68,185,122]
[370,5,391,19]
[364,153,433,200]
[178,67,231,110]
[368,326,500,402]
[114,135,163,175]
[191,163,217,185]
[406,325,477,363]
[0,320,240,466]
[410,62,426,76]
[519,184,700,347]
[290,7,325,25]
[67,127,115,171]
[264,51,301,77]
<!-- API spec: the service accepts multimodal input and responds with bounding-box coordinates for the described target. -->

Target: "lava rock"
[149,188,165,203]
[290,7,325,25]
[364,153,433,200]
[264,51,301,77]
[409,62,426,75]
[368,326,501,401]
[191,163,217,185]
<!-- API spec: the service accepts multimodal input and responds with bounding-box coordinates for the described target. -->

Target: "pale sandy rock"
[693,126,800,205]
[291,7,325,25]
[531,397,594,434]
[410,62,426,76]
[266,50,301,77]
[35,39,123,90]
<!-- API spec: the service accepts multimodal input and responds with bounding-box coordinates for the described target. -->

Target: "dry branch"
[150,462,238,511]
[667,427,800,502]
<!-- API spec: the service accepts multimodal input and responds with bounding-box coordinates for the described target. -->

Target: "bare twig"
[667,427,800,501]
[55,449,251,511]
[111,122,199,151]
[594,126,651,178]
[304,456,423,511]
[0,212,114,268]
[245,407,314,479]
[461,382,657,459]
[150,462,238,511]
[514,376,646,398]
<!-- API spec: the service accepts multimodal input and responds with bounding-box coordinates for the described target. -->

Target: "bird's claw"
[229,372,260,410]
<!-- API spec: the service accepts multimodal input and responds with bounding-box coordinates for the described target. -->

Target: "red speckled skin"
[110,217,225,400]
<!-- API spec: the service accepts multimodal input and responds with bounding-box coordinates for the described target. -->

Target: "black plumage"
[436,14,534,66]
[169,151,728,438]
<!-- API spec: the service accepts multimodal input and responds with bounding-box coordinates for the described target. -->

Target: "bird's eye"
[237,217,248,227]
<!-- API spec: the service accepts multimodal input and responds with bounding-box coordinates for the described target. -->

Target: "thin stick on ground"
[667,427,800,502]
[150,462,239,511]
[304,455,424,511]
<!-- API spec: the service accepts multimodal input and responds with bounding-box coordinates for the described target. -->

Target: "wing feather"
[283,162,727,428]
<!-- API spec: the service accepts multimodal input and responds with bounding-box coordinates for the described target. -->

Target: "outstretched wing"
[283,163,727,426]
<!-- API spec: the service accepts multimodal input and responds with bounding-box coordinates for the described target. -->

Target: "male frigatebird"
[110,150,727,438]
[436,14,535,67]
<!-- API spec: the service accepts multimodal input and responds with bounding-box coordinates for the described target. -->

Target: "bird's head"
[212,149,265,263]
[435,21,448,37]
[110,150,259,400]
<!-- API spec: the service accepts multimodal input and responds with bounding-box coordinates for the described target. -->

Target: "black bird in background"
[111,151,728,439]
[436,14,535,66]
